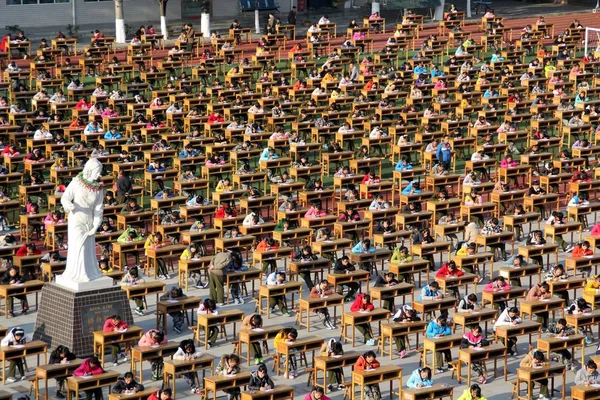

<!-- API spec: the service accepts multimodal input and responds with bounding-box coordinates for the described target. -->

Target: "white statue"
[60,158,105,283]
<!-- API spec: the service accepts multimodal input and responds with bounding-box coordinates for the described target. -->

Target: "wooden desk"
[435,272,478,298]
[274,336,323,375]
[195,309,244,349]
[66,371,120,400]
[349,249,391,273]
[311,239,353,256]
[389,259,430,287]
[120,282,166,311]
[518,244,559,267]
[412,298,456,318]
[297,294,344,331]
[422,333,463,373]
[566,255,600,277]
[93,326,143,367]
[520,298,565,320]
[240,386,294,400]
[130,341,179,382]
[402,384,453,400]
[515,363,565,400]
[257,281,302,319]
[237,326,282,366]
[572,385,600,400]
[0,340,47,384]
[538,334,585,368]
[0,280,44,317]
[411,242,451,267]
[163,355,215,398]
[566,309,600,338]
[457,344,507,386]
[351,365,402,400]
[370,283,414,310]
[494,320,541,349]
[35,359,84,400]
[380,321,427,360]
[453,252,494,280]
[327,270,370,295]
[453,308,498,334]
[482,287,527,308]
[156,297,201,333]
[146,244,187,279]
[341,308,390,347]
[499,264,542,288]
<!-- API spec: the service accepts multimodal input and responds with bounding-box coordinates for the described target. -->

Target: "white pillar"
[201,13,211,37]
[434,0,445,20]
[466,0,472,18]
[115,19,126,43]
[371,1,380,14]
[255,10,261,34]
[160,16,169,40]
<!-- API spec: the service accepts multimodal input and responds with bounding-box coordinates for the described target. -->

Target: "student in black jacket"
[112,372,145,394]
[0,267,29,317]
[248,363,275,391]
[374,272,399,312]
[333,256,359,301]
[49,345,77,398]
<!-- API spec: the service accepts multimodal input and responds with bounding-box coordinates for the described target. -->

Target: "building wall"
[209,0,293,18]
[0,0,181,29]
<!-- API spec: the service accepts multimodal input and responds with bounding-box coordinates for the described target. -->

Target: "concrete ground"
[0,220,594,400]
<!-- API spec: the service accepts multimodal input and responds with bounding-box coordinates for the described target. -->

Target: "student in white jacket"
[2,327,27,382]
[493,306,521,355]
[173,339,203,392]
[242,211,264,227]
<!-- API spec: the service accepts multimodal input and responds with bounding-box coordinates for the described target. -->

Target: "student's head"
[470,384,482,398]
[123,372,134,384]
[13,327,24,340]
[151,330,164,343]
[533,350,545,363]
[129,265,139,277]
[227,354,240,367]
[159,388,172,400]
[250,314,262,328]
[363,350,377,363]
[203,298,217,312]
[420,367,432,380]
[587,359,598,374]
[429,281,440,291]
[310,387,326,399]
[256,362,268,377]
[539,282,550,295]
[318,279,329,290]
[508,306,519,318]
[275,271,285,283]
[361,294,371,304]
[284,327,298,341]
[470,325,482,337]
[89,356,101,368]
[467,293,477,304]
[583,241,591,250]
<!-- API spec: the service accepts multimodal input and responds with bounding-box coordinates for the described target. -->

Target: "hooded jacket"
[112,378,144,393]
[350,293,375,312]
[406,368,433,388]
[426,320,451,338]
[460,331,489,348]
[138,329,167,347]
[248,370,275,390]
[73,358,104,376]
[1,327,26,346]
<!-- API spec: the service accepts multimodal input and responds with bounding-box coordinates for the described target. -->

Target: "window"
[83,0,111,2]
[7,0,70,4]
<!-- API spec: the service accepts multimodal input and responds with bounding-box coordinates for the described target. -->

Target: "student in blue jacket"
[436,136,453,165]
[352,239,376,273]
[420,281,443,301]
[406,367,433,388]
[426,317,452,373]
[394,157,413,171]
[401,181,422,195]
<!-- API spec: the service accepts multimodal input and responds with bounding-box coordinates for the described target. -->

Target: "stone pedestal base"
[33,283,133,357]
[55,275,113,291]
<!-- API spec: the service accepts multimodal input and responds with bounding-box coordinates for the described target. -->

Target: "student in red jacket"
[15,243,41,257]
[148,388,173,400]
[215,205,237,219]
[103,315,129,366]
[573,241,594,277]
[138,329,167,380]
[350,294,377,345]
[435,261,465,298]
[73,357,104,400]
[354,351,381,399]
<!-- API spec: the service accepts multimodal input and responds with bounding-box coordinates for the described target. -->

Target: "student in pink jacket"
[500,155,518,168]
[73,357,105,400]
[138,329,167,380]
[103,315,129,366]
[304,387,331,400]
[304,203,326,218]
[483,276,511,311]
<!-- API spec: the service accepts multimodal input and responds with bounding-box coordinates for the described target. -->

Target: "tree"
[115,0,126,43]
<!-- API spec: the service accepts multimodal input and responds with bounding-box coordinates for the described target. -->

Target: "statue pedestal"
[33,283,133,357]
[55,275,113,291]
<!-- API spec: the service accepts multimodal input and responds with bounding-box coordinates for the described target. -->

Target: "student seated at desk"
[0,267,29,317]
[401,180,422,195]
[121,198,143,214]
[159,286,189,334]
[545,318,576,370]
[526,282,552,328]
[181,243,208,289]
[483,276,511,311]
[243,211,264,227]
[333,256,359,301]
[573,242,594,277]
[293,245,319,290]
[103,315,130,366]
[407,367,433,388]
[436,261,464,298]
[456,384,486,400]
[519,350,551,400]
[249,363,275,391]
[305,202,327,219]
[264,270,292,317]
[390,246,413,283]
[113,371,144,394]
[394,157,413,171]
[257,238,280,275]
[310,280,336,330]
[49,345,77,398]
[242,313,265,364]
[420,280,444,302]
[528,180,547,219]
[493,306,521,355]
[275,218,296,233]
[275,327,299,379]
[1,327,27,382]
[120,267,146,315]
[457,293,481,313]
[461,325,490,383]
[73,357,105,400]
[148,387,173,400]
[215,178,234,193]
[391,305,421,359]
[215,205,237,219]
[354,351,382,400]
[350,294,377,346]
[546,212,573,253]
[438,212,459,250]
[374,272,399,311]
[304,387,331,400]
[568,191,589,230]
[426,317,453,373]
[575,359,600,386]
[197,298,220,347]
[173,339,204,393]
[260,147,280,162]
[319,338,345,391]
[525,230,546,266]
[352,239,376,273]
[138,329,167,380]
[145,232,169,280]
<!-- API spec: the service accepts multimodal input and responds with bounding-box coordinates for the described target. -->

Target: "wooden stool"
[304,367,314,386]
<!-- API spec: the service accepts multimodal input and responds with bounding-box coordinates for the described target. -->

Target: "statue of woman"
[60,158,105,282]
